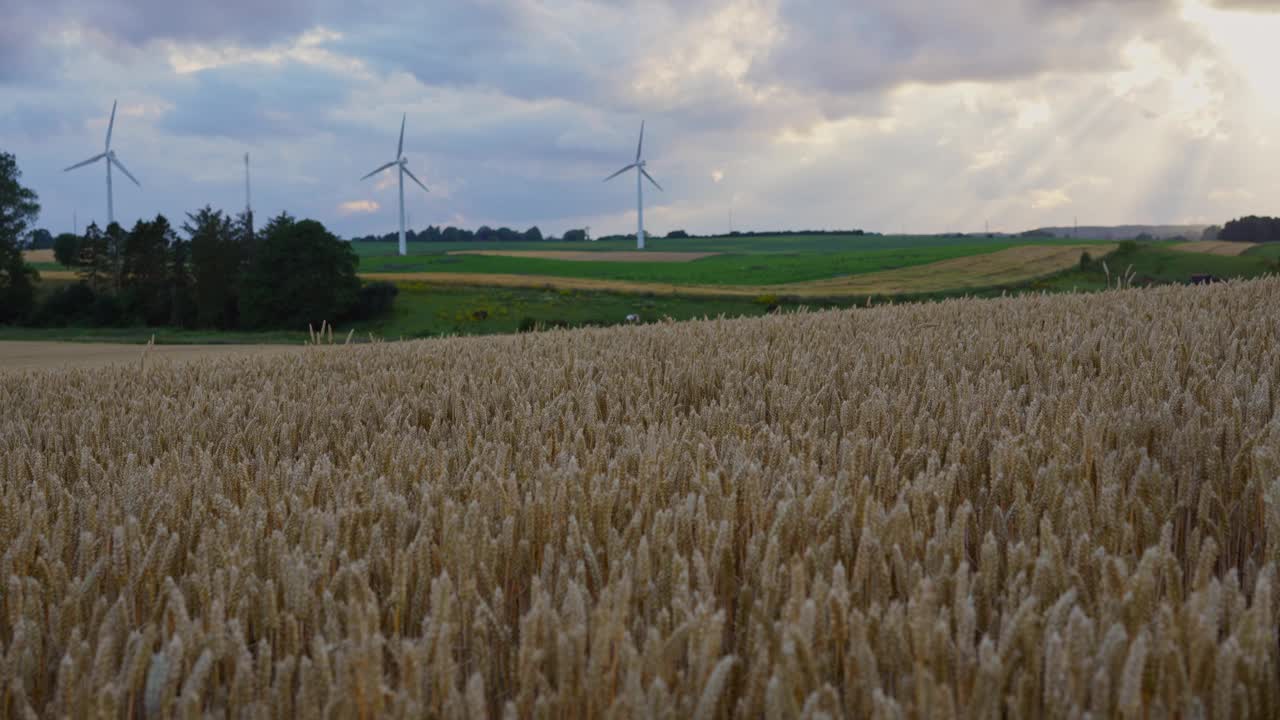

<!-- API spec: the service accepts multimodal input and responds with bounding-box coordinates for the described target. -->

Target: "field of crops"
[368,244,1105,298]
[2,279,1278,716]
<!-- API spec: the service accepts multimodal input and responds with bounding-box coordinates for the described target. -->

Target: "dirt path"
[0,341,302,372]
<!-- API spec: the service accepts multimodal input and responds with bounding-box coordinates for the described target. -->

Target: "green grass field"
[358,245,1014,285]
[1245,243,1280,259]
[1034,244,1278,292]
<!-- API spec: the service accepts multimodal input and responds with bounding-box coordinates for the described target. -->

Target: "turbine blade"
[636,120,645,162]
[603,163,637,182]
[397,114,405,160]
[361,160,398,181]
[106,99,117,150]
[64,153,106,172]
[402,165,429,193]
[641,168,663,191]
[110,155,141,187]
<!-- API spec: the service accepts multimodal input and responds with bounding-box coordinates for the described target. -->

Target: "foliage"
[1202,225,1222,242]
[185,206,242,329]
[120,215,177,325]
[1220,215,1280,243]
[562,228,588,243]
[169,235,196,328]
[3,280,1280,715]
[351,280,399,321]
[353,224,550,244]
[53,232,81,267]
[666,229,690,239]
[31,281,97,326]
[25,228,53,249]
[239,213,361,329]
[0,152,41,324]
[75,223,114,293]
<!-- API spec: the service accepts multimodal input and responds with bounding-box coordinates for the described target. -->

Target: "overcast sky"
[3,0,1279,238]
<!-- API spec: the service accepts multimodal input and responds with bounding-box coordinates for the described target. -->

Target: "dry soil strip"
[0,341,302,372]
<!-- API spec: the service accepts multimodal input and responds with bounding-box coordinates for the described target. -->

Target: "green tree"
[563,228,587,243]
[104,222,127,290]
[0,152,41,323]
[26,228,53,249]
[239,214,361,329]
[185,206,242,328]
[53,233,81,266]
[121,215,176,325]
[77,223,113,293]
[169,236,195,328]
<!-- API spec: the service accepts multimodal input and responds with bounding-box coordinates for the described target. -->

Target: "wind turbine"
[361,113,429,256]
[604,121,663,250]
[64,100,141,227]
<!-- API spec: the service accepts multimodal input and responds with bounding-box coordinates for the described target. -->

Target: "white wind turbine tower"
[604,121,663,250]
[361,113,429,256]
[64,100,141,227]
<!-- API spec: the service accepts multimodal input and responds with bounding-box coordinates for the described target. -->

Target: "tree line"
[352,226,874,244]
[350,225,549,244]
[1214,216,1280,244]
[0,151,396,330]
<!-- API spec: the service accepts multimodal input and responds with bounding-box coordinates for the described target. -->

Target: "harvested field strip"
[789,243,1113,294]
[30,270,77,280]
[1170,241,1257,256]
[448,250,720,262]
[0,340,301,371]
[2,279,1278,715]
[372,244,1110,297]
[21,249,55,263]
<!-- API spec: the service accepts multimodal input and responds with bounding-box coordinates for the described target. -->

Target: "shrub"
[350,281,399,321]
[239,214,361,329]
[32,281,96,326]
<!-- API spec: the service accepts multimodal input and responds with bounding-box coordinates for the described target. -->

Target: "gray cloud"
[159,62,353,140]
[750,0,1186,95]
[2,0,1276,239]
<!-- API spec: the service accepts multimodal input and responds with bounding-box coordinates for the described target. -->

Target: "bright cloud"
[339,200,380,215]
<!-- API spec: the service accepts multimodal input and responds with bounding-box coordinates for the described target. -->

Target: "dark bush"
[33,282,96,326]
[91,293,126,327]
[350,281,399,321]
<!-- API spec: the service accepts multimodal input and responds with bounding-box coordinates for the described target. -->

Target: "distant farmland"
[368,244,1110,297]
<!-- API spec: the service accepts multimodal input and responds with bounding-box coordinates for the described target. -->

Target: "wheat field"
[2,278,1278,718]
